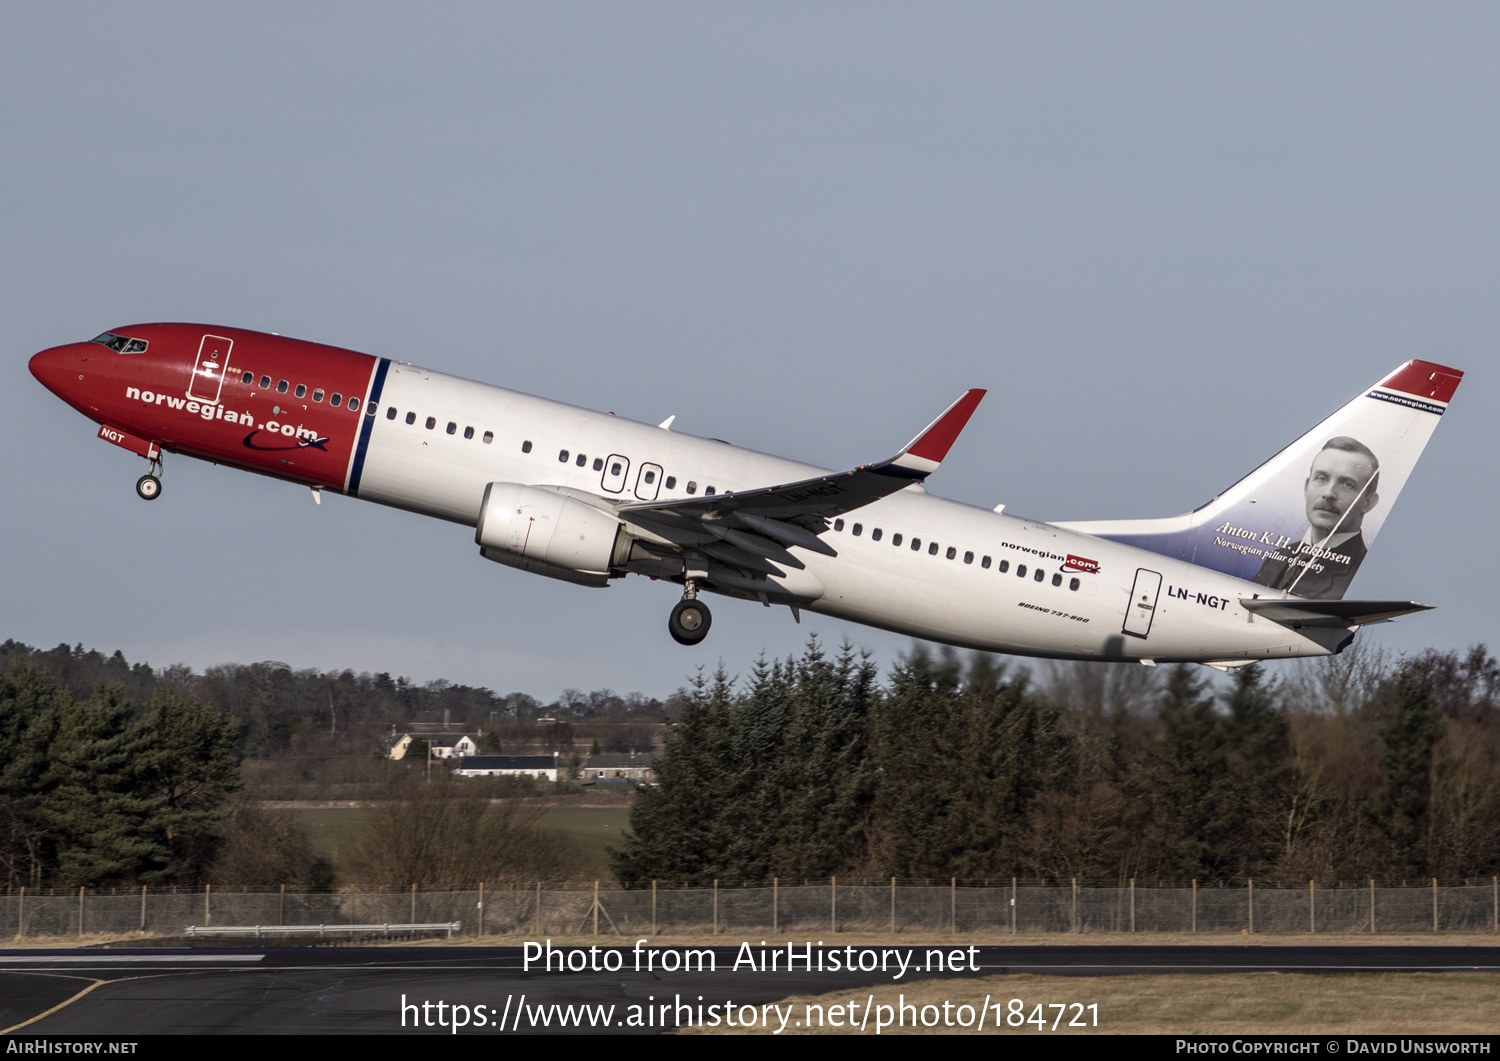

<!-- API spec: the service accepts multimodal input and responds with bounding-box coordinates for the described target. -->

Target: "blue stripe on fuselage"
[347,357,390,497]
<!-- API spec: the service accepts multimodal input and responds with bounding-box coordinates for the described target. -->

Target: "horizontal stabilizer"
[1240,598,1432,627]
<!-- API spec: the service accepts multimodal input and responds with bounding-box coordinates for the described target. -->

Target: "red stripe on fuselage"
[32,323,378,491]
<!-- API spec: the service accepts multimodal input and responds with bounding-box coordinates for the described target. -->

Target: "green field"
[290,803,633,881]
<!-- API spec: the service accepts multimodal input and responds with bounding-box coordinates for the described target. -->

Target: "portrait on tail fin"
[1251,436,1378,599]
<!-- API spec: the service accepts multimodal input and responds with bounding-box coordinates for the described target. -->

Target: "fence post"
[1129,879,1135,933]
[594,880,600,937]
[1011,877,1017,935]
[950,878,956,934]
[713,880,719,936]
[652,880,658,937]
[1248,879,1253,935]
[830,877,836,935]
[478,882,484,937]
[535,881,541,933]
[205,883,210,927]
[1310,880,1315,933]
[890,877,895,935]
[280,883,285,927]
[411,883,417,924]
[1071,878,1078,934]
[1370,879,1376,933]
[1494,876,1497,933]
[79,886,85,937]
[17,886,23,940]
[1192,879,1197,933]
[1432,878,1438,933]
[772,878,777,934]
[140,885,147,933]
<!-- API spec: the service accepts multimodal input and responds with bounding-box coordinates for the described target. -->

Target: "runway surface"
[4,944,1498,1035]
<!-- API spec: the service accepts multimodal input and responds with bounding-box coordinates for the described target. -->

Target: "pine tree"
[1379,661,1444,876]
[1151,664,1230,878]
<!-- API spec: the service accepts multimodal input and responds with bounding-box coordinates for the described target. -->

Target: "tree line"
[614,638,1500,884]
[0,639,675,758]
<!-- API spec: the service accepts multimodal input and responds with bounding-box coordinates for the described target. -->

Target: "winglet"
[880,388,986,480]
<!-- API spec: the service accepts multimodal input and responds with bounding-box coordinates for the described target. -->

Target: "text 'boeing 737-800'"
[29,325,1462,667]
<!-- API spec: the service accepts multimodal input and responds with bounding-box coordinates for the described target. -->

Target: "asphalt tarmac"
[4,944,1498,1035]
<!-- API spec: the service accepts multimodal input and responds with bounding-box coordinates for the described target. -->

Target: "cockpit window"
[90,332,147,354]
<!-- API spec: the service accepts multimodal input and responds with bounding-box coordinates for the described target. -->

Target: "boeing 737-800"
[29,325,1462,667]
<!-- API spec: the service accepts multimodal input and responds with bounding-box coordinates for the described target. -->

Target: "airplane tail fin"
[1057,361,1463,600]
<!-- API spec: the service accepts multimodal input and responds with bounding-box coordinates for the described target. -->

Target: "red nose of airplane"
[29,344,81,396]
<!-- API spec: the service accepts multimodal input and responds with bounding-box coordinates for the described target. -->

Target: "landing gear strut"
[136,458,163,501]
[668,581,712,646]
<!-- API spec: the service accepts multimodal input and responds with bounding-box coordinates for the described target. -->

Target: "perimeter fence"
[3,879,1498,938]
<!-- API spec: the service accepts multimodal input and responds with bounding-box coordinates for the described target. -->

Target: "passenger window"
[871,528,883,541]
[947,547,957,560]
[1034,569,1045,582]
[705,486,715,496]
[483,431,494,444]
[405,411,416,425]
[1069,577,1080,591]
[1052,573,1063,586]
[594,458,604,471]
[911,538,922,551]
[349,397,360,412]
[426,417,436,430]
[558,449,569,462]
[312,389,324,402]
[644,470,655,483]
[963,551,973,564]
[834,519,844,532]
[241,371,253,384]
[981,556,991,568]
[1017,564,1027,577]
[664,476,676,488]
[998,560,1009,573]
[892,533,903,547]
[332,392,343,407]
[464,426,474,439]
[521,440,532,452]
[259,375,271,388]
[446,422,457,435]
[277,380,289,393]
[576,453,587,467]
[852,523,862,536]
[686,481,697,494]
[295,384,307,398]
[929,542,939,556]
[385,406,396,420]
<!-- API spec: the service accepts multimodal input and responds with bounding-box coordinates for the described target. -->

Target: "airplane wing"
[1239,598,1433,627]
[614,389,985,576]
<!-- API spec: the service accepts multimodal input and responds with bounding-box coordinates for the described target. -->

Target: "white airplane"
[29,324,1462,666]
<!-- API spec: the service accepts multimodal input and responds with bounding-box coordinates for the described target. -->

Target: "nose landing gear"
[136,457,163,501]
[668,581,712,645]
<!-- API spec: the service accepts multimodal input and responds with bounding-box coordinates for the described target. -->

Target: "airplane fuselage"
[28,323,1379,664]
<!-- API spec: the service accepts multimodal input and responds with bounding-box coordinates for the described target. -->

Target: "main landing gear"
[136,458,163,501]
[668,581,712,646]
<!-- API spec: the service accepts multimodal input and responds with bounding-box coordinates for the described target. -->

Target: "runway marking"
[1,977,111,1033]
[0,955,266,964]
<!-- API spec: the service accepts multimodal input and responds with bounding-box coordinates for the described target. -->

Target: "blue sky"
[4,3,1496,697]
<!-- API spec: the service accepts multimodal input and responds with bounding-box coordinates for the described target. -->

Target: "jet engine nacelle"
[475,482,627,587]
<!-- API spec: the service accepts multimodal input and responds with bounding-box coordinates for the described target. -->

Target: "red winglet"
[906,388,986,462]
[1378,360,1464,403]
